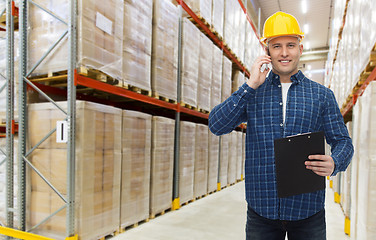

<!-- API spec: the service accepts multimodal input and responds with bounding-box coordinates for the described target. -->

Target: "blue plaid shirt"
[209,70,353,221]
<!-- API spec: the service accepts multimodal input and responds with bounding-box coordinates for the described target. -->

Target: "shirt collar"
[268,70,305,85]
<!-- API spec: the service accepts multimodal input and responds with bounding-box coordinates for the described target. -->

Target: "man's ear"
[299,44,303,55]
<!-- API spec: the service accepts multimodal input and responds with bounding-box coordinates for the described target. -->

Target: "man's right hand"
[247,55,272,90]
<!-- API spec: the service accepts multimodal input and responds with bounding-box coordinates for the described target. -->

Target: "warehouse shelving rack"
[1,0,258,239]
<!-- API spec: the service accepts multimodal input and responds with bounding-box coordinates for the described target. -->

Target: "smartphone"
[260,49,271,73]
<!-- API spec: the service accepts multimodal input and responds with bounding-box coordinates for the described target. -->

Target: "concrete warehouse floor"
[112,181,349,240]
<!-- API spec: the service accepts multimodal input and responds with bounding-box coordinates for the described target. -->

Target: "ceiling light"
[305,42,310,50]
[307,65,312,70]
[302,0,307,14]
[304,24,309,34]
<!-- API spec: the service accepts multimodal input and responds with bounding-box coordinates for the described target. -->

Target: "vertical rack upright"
[18,0,77,237]
[1,0,16,233]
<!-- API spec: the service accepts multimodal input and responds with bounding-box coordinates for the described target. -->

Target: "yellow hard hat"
[261,11,304,46]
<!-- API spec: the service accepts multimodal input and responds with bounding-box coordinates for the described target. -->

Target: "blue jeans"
[246,206,326,240]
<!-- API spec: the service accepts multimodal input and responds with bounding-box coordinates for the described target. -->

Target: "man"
[208,11,354,240]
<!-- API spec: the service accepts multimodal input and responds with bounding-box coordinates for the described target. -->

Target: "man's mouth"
[279,60,291,65]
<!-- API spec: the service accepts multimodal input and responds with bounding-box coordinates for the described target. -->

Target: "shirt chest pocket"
[287,97,322,129]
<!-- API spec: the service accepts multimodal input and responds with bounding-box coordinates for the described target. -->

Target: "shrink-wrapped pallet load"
[123,0,152,90]
[208,130,219,193]
[29,0,123,80]
[197,32,213,112]
[184,0,212,26]
[27,101,122,240]
[181,18,200,107]
[211,45,223,110]
[354,82,376,240]
[179,121,196,204]
[236,131,243,181]
[194,124,209,198]
[232,70,245,93]
[223,0,235,53]
[211,0,224,39]
[150,116,175,217]
[222,56,232,101]
[227,131,237,185]
[152,0,179,101]
[120,110,151,228]
[219,133,230,187]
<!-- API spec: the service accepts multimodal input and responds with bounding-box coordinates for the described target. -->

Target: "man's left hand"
[305,155,335,177]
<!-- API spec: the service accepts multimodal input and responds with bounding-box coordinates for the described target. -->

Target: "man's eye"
[288,44,295,48]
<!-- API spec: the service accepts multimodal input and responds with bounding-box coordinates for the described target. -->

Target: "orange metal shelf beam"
[341,66,376,117]
[75,71,209,119]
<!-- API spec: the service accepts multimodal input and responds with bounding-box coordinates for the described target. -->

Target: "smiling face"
[268,36,303,82]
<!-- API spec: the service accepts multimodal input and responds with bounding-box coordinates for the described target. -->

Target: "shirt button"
[233,104,237,107]
[278,85,281,88]
[279,102,283,106]
[280,123,283,127]
[244,90,247,93]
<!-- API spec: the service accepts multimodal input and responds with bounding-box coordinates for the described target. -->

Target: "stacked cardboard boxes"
[197,32,213,112]
[28,101,122,239]
[179,121,196,204]
[123,0,153,90]
[29,0,124,80]
[120,110,151,228]
[219,133,230,188]
[221,56,232,101]
[181,18,200,107]
[194,124,209,198]
[151,0,179,101]
[207,130,220,193]
[210,45,223,110]
[150,116,175,217]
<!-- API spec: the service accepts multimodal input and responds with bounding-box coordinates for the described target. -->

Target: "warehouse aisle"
[113,181,349,240]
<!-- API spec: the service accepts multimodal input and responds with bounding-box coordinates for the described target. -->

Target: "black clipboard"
[274,131,326,198]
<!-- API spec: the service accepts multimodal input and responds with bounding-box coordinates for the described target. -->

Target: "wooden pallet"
[29,70,69,86]
[180,102,197,111]
[209,26,223,41]
[79,66,121,87]
[153,92,177,104]
[97,229,120,240]
[181,198,195,207]
[123,84,152,97]
[150,207,171,219]
[197,107,210,114]
[119,218,150,233]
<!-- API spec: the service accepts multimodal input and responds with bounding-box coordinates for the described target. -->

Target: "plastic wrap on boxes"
[121,110,151,228]
[150,116,175,216]
[123,0,152,90]
[232,70,245,93]
[184,0,212,26]
[224,0,235,53]
[181,18,200,107]
[222,56,232,101]
[208,129,219,193]
[236,131,243,181]
[355,82,376,240]
[27,101,122,239]
[211,0,224,38]
[194,124,209,198]
[179,121,196,204]
[28,0,123,80]
[211,45,223,110]
[219,133,230,187]
[197,32,213,112]
[152,0,179,101]
[227,131,237,185]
